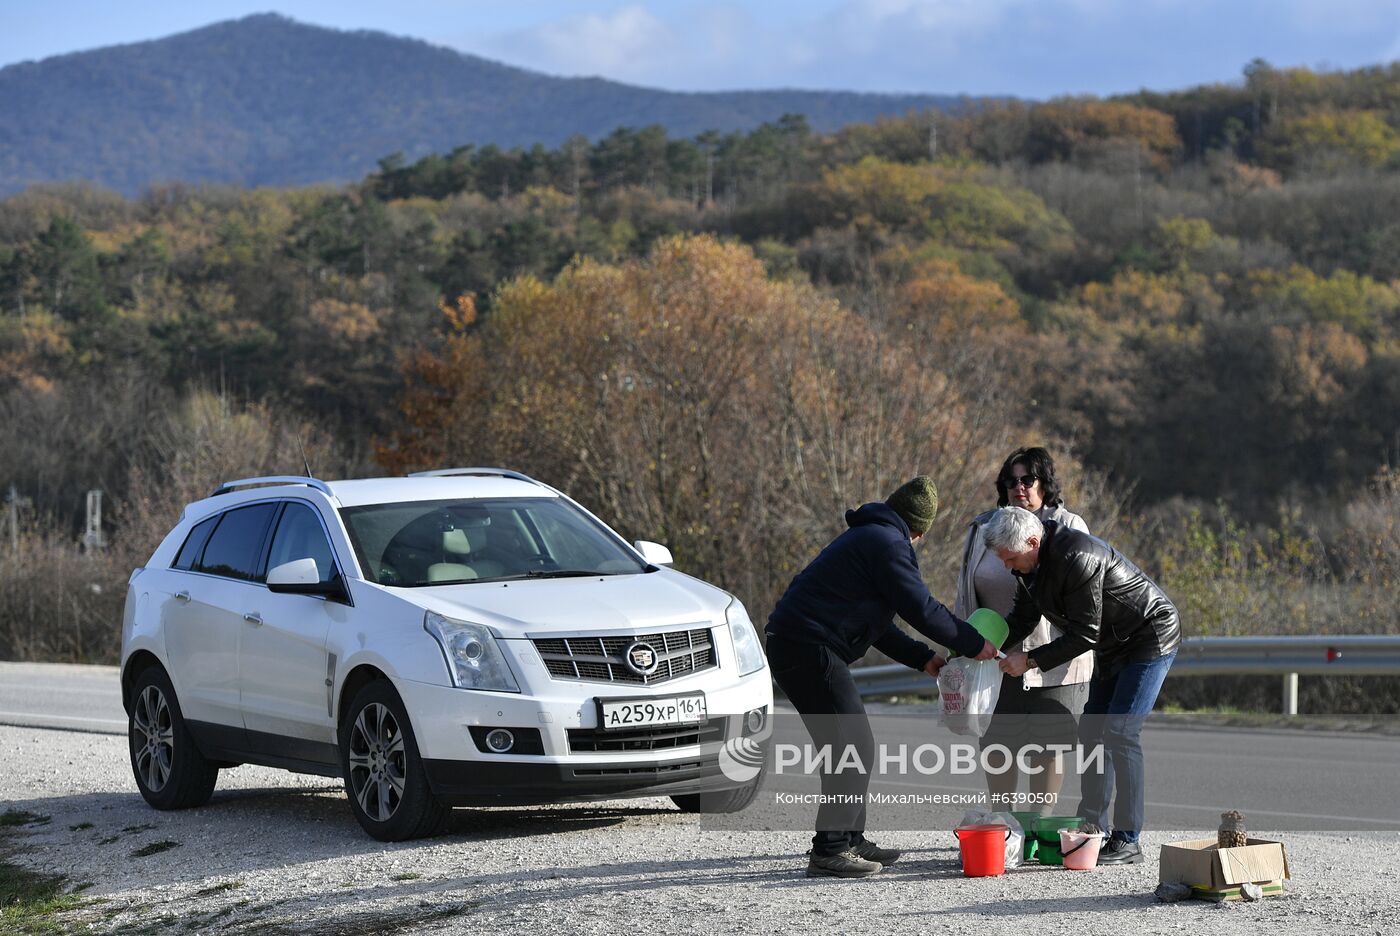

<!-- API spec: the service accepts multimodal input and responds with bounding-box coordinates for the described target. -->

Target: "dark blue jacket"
[765,502,985,668]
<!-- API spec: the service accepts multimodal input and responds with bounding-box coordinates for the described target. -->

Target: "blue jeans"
[1076,649,1177,844]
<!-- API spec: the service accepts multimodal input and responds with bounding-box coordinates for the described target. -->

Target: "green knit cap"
[887,475,939,536]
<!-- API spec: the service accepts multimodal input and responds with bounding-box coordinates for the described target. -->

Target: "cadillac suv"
[120,468,771,840]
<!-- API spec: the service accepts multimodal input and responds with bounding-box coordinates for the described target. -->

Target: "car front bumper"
[421,753,738,805]
[396,668,772,803]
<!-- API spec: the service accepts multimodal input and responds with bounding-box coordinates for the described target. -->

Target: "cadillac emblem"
[624,641,660,676]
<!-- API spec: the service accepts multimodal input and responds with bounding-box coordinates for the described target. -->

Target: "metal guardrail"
[849,635,1400,715]
[1170,635,1400,675]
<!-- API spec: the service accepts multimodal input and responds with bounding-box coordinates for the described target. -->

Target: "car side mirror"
[633,540,673,567]
[267,558,350,603]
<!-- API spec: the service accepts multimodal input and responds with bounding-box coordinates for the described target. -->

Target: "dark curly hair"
[995,446,1064,508]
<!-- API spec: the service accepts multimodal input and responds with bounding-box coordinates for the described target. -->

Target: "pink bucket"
[1058,829,1104,870]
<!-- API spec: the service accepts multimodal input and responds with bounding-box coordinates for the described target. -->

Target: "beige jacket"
[953,503,1095,687]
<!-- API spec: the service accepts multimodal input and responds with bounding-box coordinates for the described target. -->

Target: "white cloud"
[488,4,675,78]
[696,4,749,64]
[813,0,1010,54]
[457,0,1400,97]
[1283,0,1400,31]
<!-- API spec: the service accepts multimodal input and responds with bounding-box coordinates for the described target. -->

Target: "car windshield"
[339,496,649,587]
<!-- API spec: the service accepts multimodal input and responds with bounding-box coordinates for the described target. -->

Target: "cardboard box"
[1189,881,1285,903]
[1159,838,1291,901]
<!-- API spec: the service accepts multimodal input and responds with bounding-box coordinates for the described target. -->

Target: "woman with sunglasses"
[954,447,1093,816]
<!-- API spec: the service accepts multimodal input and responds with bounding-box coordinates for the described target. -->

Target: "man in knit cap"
[765,475,996,878]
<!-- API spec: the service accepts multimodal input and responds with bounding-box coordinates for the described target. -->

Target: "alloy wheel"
[132,685,174,793]
[347,702,407,822]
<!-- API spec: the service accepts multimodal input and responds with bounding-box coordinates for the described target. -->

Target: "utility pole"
[6,484,16,555]
[1134,140,1144,228]
[572,144,582,215]
[5,484,30,556]
[83,489,106,552]
[705,149,714,208]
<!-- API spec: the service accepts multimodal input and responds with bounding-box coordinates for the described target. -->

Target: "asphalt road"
[0,661,125,734]
[2,662,1397,934]
[3,661,1396,832]
[745,707,1400,833]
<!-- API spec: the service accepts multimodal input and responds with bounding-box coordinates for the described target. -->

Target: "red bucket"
[954,824,1010,877]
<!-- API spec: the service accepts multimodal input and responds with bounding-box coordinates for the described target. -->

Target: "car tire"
[338,680,447,841]
[128,665,219,810]
[671,777,761,814]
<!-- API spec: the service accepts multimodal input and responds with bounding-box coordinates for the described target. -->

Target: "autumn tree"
[1255,110,1400,175]
[378,235,1040,622]
[1026,99,1182,171]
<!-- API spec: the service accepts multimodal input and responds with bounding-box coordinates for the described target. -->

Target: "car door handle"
[174,591,191,603]
[243,612,262,626]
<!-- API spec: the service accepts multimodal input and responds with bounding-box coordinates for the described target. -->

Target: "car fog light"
[745,708,766,734]
[485,728,515,753]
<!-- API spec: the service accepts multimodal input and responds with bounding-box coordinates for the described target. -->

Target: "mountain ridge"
[0,14,968,196]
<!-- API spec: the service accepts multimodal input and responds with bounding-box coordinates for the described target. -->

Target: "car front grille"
[533,627,716,685]
[567,720,726,754]
[572,760,711,777]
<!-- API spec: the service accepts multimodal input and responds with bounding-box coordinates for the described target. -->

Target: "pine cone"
[1218,809,1247,849]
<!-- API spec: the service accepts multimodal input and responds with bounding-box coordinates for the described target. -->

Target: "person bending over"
[766,476,995,878]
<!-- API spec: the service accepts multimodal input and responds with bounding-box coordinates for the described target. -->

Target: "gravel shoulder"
[2,724,1395,935]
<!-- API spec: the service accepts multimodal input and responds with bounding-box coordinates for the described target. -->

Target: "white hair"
[982,506,1044,553]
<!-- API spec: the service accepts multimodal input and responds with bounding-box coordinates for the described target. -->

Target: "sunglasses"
[1004,475,1039,489]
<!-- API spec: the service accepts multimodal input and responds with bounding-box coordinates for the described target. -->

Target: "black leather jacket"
[1005,521,1181,673]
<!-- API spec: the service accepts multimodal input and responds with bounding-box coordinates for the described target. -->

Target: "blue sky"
[3,1,1400,97]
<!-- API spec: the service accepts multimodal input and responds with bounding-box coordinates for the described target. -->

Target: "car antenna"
[297,436,315,479]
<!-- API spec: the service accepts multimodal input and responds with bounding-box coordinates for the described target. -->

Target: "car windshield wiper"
[453,569,639,584]
[401,578,478,587]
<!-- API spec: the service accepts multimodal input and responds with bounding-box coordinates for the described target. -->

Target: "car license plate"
[597,694,707,731]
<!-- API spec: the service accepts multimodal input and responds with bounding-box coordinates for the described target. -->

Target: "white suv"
[120,468,771,840]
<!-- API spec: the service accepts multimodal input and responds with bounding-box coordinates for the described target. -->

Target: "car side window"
[172,516,218,571]
[196,503,277,582]
[266,502,338,584]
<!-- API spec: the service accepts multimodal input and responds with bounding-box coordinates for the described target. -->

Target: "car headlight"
[726,599,767,677]
[424,611,520,692]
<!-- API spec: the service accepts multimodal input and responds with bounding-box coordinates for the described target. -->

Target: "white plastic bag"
[938,656,1002,737]
[958,810,1024,870]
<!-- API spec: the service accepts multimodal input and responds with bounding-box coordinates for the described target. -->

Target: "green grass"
[191,880,243,897]
[389,872,421,882]
[241,900,480,936]
[1,812,94,935]
[205,902,241,922]
[0,860,88,935]
[1161,704,1251,715]
[129,840,179,858]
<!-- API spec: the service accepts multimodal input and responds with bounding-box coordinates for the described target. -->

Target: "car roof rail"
[210,476,335,498]
[408,467,541,485]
